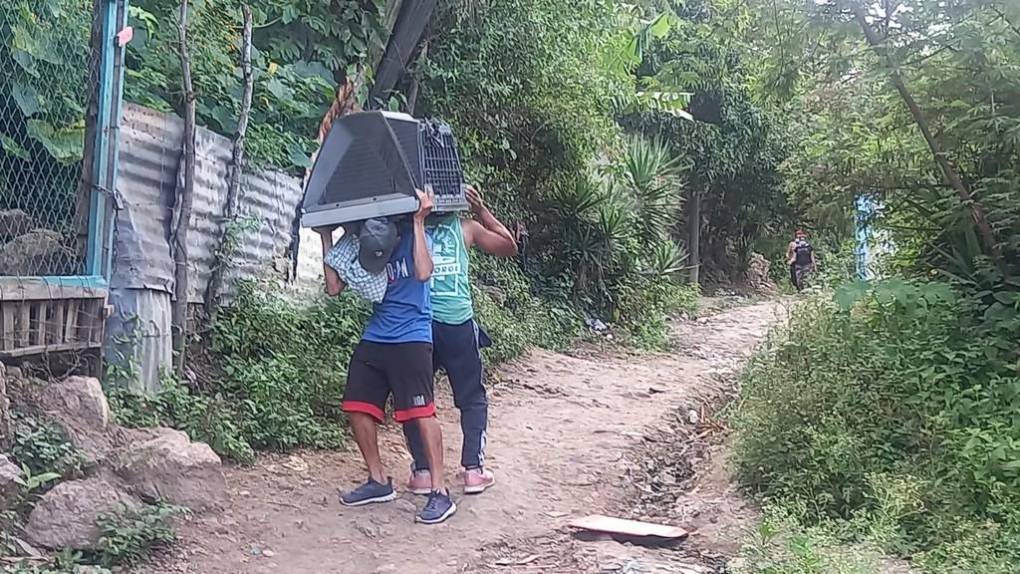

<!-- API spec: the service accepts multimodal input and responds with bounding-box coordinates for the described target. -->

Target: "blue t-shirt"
[362,226,433,344]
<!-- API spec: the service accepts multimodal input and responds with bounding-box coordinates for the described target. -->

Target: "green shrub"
[735,505,880,574]
[912,520,1020,574]
[9,412,85,478]
[211,284,369,452]
[732,279,1020,565]
[125,1,385,173]
[108,379,255,464]
[0,557,109,574]
[109,283,368,462]
[615,277,699,350]
[94,504,184,567]
[471,257,581,363]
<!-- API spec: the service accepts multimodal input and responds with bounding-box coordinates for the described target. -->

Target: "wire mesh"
[421,120,467,210]
[0,1,99,278]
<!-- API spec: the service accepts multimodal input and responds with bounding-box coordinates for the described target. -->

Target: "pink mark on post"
[116,27,134,47]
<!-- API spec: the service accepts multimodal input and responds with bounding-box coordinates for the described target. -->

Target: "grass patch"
[731,280,1020,571]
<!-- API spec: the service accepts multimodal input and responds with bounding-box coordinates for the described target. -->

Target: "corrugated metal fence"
[106,103,303,392]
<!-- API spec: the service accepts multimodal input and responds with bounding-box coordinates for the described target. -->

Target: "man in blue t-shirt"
[316,190,456,525]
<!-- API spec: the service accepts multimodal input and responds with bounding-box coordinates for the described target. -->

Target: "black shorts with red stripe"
[343,341,435,424]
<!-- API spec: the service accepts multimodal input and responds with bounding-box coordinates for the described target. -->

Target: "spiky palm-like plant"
[619,136,684,245]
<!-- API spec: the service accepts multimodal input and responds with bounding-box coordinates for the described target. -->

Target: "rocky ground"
[0,365,228,557]
[128,299,783,574]
[0,298,782,573]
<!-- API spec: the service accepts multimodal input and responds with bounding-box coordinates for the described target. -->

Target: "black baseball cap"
[357,217,399,273]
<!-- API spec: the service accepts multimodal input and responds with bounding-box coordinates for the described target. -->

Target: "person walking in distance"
[317,189,457,525]
[787,229,817,291]
[404,185,518,495]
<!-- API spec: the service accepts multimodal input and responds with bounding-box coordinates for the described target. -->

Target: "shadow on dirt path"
[138,300,782,574]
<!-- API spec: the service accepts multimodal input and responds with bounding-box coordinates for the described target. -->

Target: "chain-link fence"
[0,0,100,278]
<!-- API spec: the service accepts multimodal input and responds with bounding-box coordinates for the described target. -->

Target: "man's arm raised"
[316,226,347,296]
[412,189,435,282]
[462,185,518,257]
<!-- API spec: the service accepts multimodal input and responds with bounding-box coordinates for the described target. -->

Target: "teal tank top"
[429,216,473,325]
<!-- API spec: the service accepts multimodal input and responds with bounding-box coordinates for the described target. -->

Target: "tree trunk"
[171,0,197,376]
[368,0,437,108]
[688,190,702,285]
[404,40,428,115]
[405,74,420,115]
[851,5,999,259]
[204,5,255,320]
[372,0,405,72]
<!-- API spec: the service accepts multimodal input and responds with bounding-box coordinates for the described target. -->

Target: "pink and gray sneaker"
[463,468,495,495]
[407,469,433,496]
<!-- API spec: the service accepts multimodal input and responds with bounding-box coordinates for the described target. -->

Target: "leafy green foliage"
[94,504,184,567]
[733,281,1020,567]
[533,138,691,319]
[0,1,91,162]
[0,0,94,268]
[209,284,367,453]
[616,278,699,350]
[616,136,683,246]
[754,0,1020,284]
[735,505,879,574]
[124,0,385,172]
[108,378,255,464]
[621,1,792,283]
[110,283,371,462]
[9,412,85,478]
[12,466,61,493]
[470,257,581,364]
[420,0,623,190]
[0,554,109,574]
[417,0,699,338]
[729,2,1020,568]
[2,506,181,574]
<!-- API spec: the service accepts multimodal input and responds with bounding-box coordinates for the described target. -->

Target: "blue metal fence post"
[855,195,875,281]
[86,0,130,281]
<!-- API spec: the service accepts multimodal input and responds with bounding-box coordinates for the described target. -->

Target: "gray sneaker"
[416,490,457,524]
[340,477,397,507]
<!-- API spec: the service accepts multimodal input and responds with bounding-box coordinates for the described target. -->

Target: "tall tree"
[751,0,1020,279]
[623,0,790,284]
[171,0,197,375]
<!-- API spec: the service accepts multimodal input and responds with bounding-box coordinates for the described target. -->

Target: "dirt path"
[141,300,781,574]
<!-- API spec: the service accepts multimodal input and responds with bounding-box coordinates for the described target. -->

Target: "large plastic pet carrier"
[301,112,468,228]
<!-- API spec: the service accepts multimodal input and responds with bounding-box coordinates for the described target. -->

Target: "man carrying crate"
[403,185,518,495]
[317,189,457,525]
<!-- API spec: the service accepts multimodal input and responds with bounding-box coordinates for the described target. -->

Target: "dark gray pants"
[791,263,811,291]
[403,320,490,470]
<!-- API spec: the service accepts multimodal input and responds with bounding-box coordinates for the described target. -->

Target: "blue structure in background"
[84,0,131,286]
[855,195,877,280]
[0,1,131,366]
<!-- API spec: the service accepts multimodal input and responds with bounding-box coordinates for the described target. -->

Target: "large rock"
[745,251,777,294]
[39,376,114,464]
[0,209,37,240]
[40,376,110,431]
[0,453,22,508]
[112,428,226,511]
[0,229,73,276]
[26,478,138,550]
